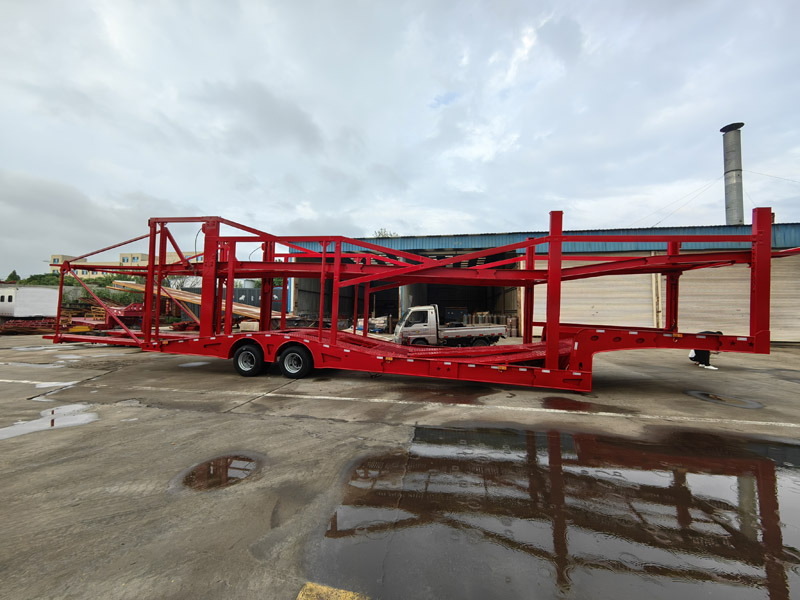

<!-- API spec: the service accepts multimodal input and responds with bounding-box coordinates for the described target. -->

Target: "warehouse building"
[292,221,800,341]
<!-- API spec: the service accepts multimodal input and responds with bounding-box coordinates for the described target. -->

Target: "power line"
[650,175,723,227]
[744,169,800,186]
[627,175,722,227]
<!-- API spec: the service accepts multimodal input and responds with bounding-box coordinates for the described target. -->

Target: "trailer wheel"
[278,346,313,379]
[472,338,489,346]
[233,343,265,377]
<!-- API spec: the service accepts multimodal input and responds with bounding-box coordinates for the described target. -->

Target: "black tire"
[411,338,428,346]
[278,345,313,379]
[233,343,265,377]
[472,338,489,347]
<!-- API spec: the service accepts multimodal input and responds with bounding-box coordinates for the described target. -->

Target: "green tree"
[20,273,65,286]
[5,270,20,282]
[373,228,400,238]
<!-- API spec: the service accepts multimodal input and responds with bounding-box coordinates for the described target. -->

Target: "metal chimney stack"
[720,122,745,225]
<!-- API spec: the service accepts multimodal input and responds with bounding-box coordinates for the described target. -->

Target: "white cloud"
[0,0,798,278]
[505,27,537,85]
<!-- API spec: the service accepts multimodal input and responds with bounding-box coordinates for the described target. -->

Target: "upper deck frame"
[48,207,794,391]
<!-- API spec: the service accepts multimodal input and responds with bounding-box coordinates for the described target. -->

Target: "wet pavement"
[1,335,799,599]
[309,426,800,599]
[182,454,261,491]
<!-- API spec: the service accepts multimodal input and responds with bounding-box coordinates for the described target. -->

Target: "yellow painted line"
[296,582,370,600]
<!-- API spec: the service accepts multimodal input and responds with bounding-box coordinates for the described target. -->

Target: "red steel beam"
[224,241,236,335]
[318,242,328,339]
[750,207,772,351]
[65,268,141,342]
[341,237,551,288]
[330,241,342,343]
[199,220,220,338]
[68,231,152,263]
[142,220,158,345]
[362,257,371,338]
[545,212,563,369]
[154,223,169,345]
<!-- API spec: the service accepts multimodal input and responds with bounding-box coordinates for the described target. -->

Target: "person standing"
[689,331,723,370]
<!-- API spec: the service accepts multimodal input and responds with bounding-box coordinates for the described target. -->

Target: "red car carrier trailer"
[47,208,798,392]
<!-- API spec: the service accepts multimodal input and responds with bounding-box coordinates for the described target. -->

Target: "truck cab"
[394,304,506,347]
[394,305,439,345]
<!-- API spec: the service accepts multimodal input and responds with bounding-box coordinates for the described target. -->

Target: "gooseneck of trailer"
[47,208,797,391]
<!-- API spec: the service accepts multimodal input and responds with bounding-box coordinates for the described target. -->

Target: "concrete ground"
[1,334,799,599]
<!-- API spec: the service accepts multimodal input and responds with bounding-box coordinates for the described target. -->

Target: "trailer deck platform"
[47,208,798,392]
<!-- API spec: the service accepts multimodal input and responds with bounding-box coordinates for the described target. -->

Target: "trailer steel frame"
[48,208,795,392]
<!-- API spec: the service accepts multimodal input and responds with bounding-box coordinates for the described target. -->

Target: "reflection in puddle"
[183,455,259,490]
[0,404,98,440]
[310,427,800,600]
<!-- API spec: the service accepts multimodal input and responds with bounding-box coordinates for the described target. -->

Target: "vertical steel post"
[199,220,219,339]
[143,220,158,344]
[215,247,225,337]
[330,241,342,344]
[545,212,563,369]
[318,242,328,339]
[750,207,772,351]
[280,277,288,329]
[267,243,275,331]
[154,225,168,345]
[523,241,534,344]
[259,242,272,332]
[363,258,371,338]
[224,241,235,335]
[352,269,359,335]
[665,242,681,331]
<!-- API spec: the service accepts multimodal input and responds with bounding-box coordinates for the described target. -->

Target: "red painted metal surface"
[46,208,794,391]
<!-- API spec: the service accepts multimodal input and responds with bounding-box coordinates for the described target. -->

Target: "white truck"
[0,286,59,321]
[393,304,507,347]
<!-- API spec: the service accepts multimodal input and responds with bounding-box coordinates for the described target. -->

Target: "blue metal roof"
[360,222,800,254]
[292,223,800,254]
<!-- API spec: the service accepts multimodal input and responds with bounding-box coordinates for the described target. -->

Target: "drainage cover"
[686,390,764,409]
[183,455,259,490]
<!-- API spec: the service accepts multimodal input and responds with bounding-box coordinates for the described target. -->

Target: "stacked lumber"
[108,281,292,321]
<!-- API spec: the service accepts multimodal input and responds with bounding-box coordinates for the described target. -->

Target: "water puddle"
[542,396,638,414]
[386,384,488,405]
[0,404,98,440]
[183,455,260,491]
[178,361,211,368]
[686,390,765,410]
[308,426,800,599]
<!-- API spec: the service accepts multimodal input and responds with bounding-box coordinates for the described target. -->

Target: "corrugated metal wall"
[674,253,800,341]
[770,254,800,342]
[525,252,799,341]
[527,257,655,334]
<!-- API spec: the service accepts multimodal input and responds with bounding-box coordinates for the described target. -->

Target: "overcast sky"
[2,0,799,277]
